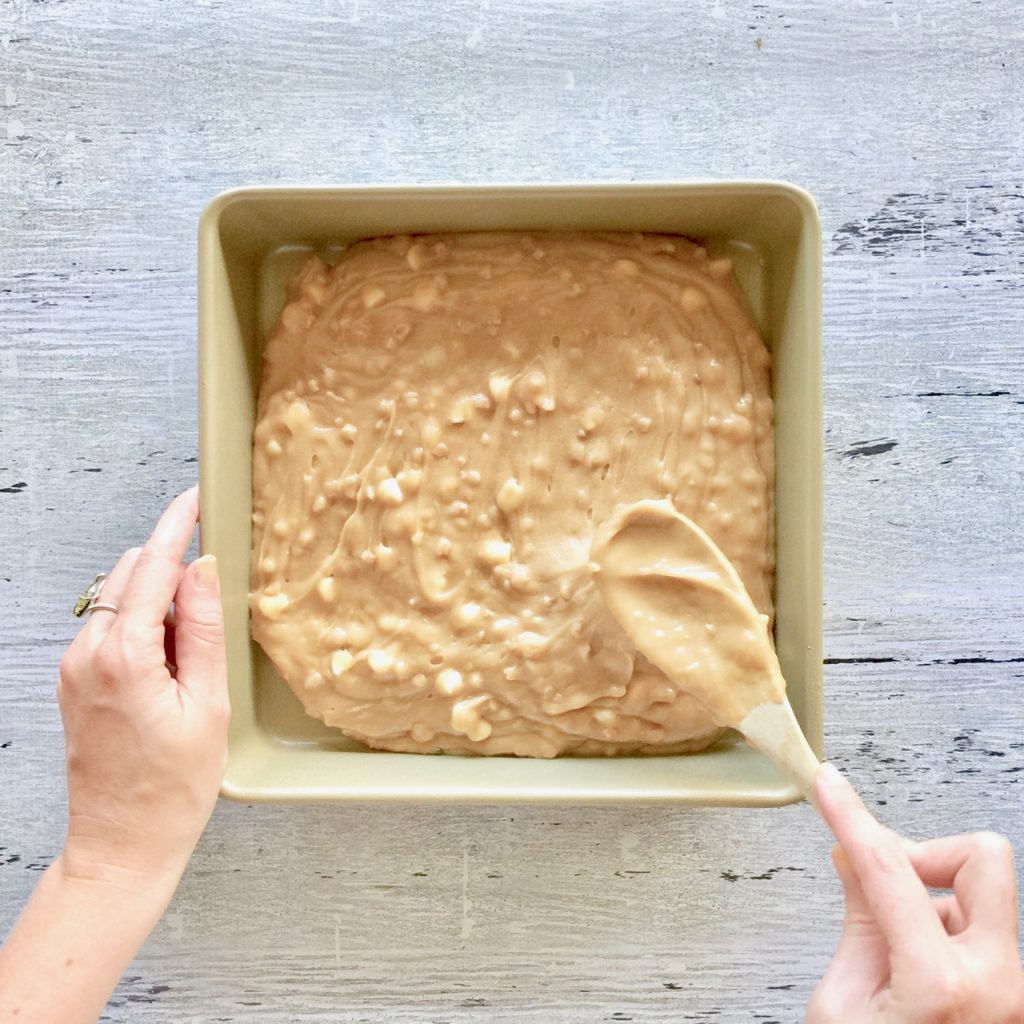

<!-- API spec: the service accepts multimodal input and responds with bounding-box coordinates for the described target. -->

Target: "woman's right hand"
[808,764,1024,1023]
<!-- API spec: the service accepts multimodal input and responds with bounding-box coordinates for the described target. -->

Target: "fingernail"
[816,762,845,788]
[193,554,219,590]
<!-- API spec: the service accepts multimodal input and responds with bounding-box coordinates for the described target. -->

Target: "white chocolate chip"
[330,650,354,676]
[454,602,482,627]
[317,576,336,602]
[397,468,422,492]
[257,593,290,619]
[516,631,549,658]
[377,477,404,505]
[438,474,459,501]
[520,369,547,400]
[680,286,708,313]
[284,399,312,430]
[451,696,492,741]
[266,438,283,456]
[367,648,396,676]
[410,722,433,742]
[406,243,427,270]
[436,668,464,695]
[448,397,475,425]
[496,477,525,513]
[500,563,534,591]
[374,543,398,572]
[421,418,442,447]
[580,404,606,433]
[477,538,512,566]
[487,372,513,402]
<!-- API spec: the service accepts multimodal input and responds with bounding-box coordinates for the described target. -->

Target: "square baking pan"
[198,181,822,804]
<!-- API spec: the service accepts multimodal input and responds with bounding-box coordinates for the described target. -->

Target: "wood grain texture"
[1,0,1022,1019]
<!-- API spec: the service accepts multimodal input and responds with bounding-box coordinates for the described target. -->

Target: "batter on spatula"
[592,499,819,794]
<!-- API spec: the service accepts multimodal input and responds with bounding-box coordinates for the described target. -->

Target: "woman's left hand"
[58,486,230,893]
[0,488,231,1024]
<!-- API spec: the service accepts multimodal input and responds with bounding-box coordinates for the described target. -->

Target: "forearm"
[0,855,175,1024]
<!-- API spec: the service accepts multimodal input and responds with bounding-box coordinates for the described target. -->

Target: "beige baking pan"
[198,181,822,804]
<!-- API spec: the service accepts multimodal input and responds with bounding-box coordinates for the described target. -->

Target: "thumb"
[173,554,228,702]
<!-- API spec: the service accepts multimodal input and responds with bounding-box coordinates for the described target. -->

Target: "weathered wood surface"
[1,1,1022,1020]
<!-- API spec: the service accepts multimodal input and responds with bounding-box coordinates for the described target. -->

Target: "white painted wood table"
[2,2,1022,1020]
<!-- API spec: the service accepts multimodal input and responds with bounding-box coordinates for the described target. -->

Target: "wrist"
[55,848,182,919]
[63,813,195,902]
